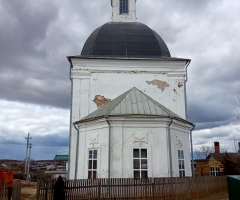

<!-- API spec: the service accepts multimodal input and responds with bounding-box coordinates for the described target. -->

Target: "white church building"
[67,0,194,180]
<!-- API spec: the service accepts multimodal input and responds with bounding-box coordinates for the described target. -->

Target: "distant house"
[44,155,69,179]
[195,142,240,176]
[54,155,68,169]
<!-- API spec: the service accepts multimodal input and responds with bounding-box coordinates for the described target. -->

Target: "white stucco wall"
[111,0,137,22]
[68,57,189,179]
[74,117,192,179]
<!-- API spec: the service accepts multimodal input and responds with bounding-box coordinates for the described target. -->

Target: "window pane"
[93,150,97,159]
[182,171,185,177]
[93,171,97,179]
[93,160,97,169]
[141,171,148,178]
[126,0,128,13]
[178,160,182,169]
[141,159,147,169]
[88,160,92,169]
[141,149,147,158]
[133,159,140,169]
[120,0,128,14]
[181,160,185,169]
[179,171,182,177]
[88,171,92,179]
[133,149,140,158]
[181,151,184,159]
[178,150,181,159]
[89,150,92,159]
[134,171,140,179]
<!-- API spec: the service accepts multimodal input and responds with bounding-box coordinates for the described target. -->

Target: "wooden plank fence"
[36,176,227,200]
[0,181,22,200]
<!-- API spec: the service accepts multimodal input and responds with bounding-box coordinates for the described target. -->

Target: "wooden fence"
[36,176,227,200]
[0,182,22,200]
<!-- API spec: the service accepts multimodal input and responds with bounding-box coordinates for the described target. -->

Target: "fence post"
[152,181,155,200]
[44,182,48,200]
[98,182,101,200]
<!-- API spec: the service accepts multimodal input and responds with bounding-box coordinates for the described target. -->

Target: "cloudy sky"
[0,0,239,160]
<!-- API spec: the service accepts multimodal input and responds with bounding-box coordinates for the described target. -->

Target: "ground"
[21,183,37,200]
[20,184,229,200]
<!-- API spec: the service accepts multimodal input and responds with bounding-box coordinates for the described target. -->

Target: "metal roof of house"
[54,155,69,161]
[76,87,191,124]
[206,153,239,161]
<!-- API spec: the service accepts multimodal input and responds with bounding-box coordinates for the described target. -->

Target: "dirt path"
[21,184,36,200]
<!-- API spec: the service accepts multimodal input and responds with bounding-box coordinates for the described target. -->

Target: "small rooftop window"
[120,0,128,14]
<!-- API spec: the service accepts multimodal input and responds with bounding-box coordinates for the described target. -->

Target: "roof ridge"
[80,88,133,121]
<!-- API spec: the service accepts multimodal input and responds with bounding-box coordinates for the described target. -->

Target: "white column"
[68,70,90,179]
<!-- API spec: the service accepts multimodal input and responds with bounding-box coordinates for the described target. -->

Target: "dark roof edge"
[67,55,190,63]
[74,115,193,126]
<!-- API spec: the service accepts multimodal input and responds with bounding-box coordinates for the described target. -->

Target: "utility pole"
[25,133,32,178]
[27,143,32,181]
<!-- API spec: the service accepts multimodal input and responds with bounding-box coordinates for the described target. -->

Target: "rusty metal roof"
[76,87,191,124]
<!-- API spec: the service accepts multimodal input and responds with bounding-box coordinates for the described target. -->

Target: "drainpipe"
[168,116,174,177]
[68,61,73,179]
[73,123,80,180]
[190,124,196,177]
[184,60,191,120]
[104,116,111,179]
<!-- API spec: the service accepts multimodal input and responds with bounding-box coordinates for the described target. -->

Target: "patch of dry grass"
[21,184,37,200]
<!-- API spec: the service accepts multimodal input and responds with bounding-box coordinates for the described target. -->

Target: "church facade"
[67,0,194,179]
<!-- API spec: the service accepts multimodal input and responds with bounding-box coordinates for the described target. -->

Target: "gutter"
[104,116,111,179]
[73,123,80,180]
[184,59,191,120]
[168,116,174,177]
[190,124,196,177]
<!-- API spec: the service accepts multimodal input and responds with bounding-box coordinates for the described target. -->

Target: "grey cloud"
[0,0,240,159]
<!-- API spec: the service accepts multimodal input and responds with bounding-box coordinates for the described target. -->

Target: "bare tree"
[235,97,240,132]
[230,136,239,153]
[194,145,214,159]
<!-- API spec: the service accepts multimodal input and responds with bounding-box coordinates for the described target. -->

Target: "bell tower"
[111,0,137,22]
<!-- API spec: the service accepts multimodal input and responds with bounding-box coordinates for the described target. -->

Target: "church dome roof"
[81,22,171,58]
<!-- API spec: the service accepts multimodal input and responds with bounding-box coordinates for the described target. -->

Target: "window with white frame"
[133,148,148,178]
[120,0,128,14]
[178,150,185,177]
[88,149,97,179]
[210,167,220,176]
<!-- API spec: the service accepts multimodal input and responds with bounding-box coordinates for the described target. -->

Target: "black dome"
[81,22,171,58]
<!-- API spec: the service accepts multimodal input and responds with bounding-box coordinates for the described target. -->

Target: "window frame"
[88,149,98,179]
[210,167,220,176]
[177,150,185,177]
[133,148,148,179]
[120,0,129,14]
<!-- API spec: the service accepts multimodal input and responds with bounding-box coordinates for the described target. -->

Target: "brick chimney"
[214,142,220,153]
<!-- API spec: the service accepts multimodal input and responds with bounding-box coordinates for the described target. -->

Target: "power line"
[32,148,68,154]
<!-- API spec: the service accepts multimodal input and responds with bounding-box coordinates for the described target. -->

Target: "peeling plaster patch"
[146,79,169,91]
[173,89,176,92]
[93,95,111,108]
[178,82,183,88]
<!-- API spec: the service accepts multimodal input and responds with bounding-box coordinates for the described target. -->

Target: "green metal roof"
[54,155,69,161]
[76,87,192,125]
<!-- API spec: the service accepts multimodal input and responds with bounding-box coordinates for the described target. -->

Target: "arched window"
[120,0,128,14]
